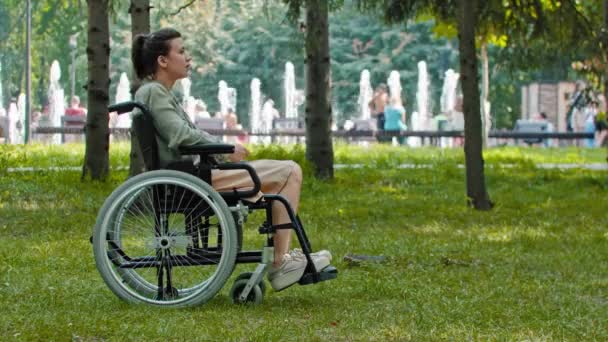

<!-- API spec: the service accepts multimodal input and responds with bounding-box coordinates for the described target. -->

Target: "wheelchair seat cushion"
[212,159,299,203]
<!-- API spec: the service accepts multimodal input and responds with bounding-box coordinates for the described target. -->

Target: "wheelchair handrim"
[95,174,235,306]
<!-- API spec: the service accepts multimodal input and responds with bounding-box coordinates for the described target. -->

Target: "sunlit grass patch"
[0,144,606,340]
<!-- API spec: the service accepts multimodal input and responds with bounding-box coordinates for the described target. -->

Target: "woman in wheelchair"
[92,28,335,307]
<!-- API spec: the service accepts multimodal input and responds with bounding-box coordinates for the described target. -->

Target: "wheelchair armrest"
[108,101,149,116]
[179,144,235,156]
[216,162,262,199]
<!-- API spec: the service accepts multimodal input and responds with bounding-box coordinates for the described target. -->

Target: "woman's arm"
[141,84,220,149]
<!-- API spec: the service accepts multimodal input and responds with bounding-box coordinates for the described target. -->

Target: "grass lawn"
[0,143,607,341]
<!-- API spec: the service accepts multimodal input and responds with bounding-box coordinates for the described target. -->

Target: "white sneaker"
[267,252,307,291]
[291,249,332,272]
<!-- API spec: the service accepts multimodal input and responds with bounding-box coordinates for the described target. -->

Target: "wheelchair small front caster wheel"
[230,279,264,304]
[235,272,266,294]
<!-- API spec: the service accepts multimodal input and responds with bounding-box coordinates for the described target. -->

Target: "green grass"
[0,143,607,340]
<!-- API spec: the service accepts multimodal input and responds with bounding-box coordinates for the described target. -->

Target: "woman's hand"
[228,143,249,162]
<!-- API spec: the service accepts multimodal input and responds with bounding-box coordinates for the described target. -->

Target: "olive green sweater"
[134,80,221,167]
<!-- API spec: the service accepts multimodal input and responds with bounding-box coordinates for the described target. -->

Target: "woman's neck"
[153,72,176,90]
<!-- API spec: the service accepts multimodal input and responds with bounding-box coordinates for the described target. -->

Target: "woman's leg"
[212,160,302,265]
[270,162,303,265]
[211,160,303,265]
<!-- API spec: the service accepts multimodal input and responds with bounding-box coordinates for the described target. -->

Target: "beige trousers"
[211,159,302,260]
[211,159,302,224]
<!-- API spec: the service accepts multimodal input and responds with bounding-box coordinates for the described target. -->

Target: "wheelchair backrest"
[108,101,160,171]
[132,112,160,171]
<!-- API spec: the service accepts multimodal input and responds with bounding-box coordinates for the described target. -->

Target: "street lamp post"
[24,0,31,144]
[69,34,78,100]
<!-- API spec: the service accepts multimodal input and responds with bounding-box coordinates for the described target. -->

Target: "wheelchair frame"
[92,101,336,307]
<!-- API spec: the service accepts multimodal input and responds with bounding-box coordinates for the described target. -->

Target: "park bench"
[61,115,86,143]
[513,119,549,146]
[351,119,377,144]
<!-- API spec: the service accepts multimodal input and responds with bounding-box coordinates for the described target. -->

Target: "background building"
[521,81,576,132]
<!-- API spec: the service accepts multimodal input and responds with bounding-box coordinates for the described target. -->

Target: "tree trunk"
[83,0,110,180]
[0,57,6,108]
[304,0,333,179]
[127,0,150,177]
[129,0,150,36]
[603,0,608,104]
[36,58,46,108]
[457,0,492,210]
[480,42,490,147]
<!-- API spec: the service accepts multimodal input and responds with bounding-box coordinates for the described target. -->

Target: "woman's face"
[160,37,191,80]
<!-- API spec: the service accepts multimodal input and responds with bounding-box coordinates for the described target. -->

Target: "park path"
[333,163,608,170]
[6,163,608,173]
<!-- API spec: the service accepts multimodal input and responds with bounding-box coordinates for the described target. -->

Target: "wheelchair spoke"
[93,170,238,306]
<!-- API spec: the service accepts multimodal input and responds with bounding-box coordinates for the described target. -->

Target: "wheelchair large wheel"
[92,170,237,307]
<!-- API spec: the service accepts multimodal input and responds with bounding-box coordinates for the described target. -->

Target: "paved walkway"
[335,163,608,170]
[6,163,608,173]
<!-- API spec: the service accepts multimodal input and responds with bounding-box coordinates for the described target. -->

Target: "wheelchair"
[92,101,337,307]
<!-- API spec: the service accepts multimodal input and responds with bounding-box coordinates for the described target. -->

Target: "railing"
[32,126,594,139]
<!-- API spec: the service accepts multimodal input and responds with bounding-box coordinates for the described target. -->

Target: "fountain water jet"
[284,62,297,119]
[48,60,65,144]
[249,78,262,143]
[387,70,402,103]
[114,72,132,128]
[7,99,20,144]
[358,69,372,120]
[218,80,230,116]
[439,69,460,147]
[416,61,430,130]
[440,69,459,114]
[261,99,278,144]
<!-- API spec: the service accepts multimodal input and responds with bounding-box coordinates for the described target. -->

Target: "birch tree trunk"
[305,0,333,179]
[458,0,493,210]
[603,0,608,104]
[83,0,110,180]
[480,42,490,147]
[0,56,8,109]
[129,0,150,35]
[127,0,150,176]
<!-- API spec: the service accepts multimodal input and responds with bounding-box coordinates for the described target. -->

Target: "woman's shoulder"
[135,81,168,98]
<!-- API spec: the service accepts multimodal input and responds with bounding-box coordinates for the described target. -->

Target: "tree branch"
[171,0,197,15]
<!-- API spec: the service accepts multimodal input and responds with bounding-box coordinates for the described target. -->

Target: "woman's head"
[132,28,191,81]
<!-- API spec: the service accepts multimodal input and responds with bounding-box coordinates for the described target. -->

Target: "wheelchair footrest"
[298,265,338,285]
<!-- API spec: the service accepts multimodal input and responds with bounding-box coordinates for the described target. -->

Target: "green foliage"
[150,1,305,126]
[0,0,87,108]
[145,1,460,126]
[353,0,598,128]
[107,1,134,104]
[1,143,607,340]
[0,0,602,129]
[330,4,457,123]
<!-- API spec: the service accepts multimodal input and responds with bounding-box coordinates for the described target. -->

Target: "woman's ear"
[157,55,168,68]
